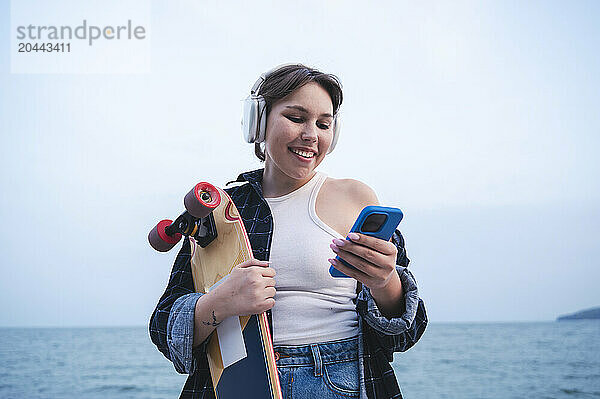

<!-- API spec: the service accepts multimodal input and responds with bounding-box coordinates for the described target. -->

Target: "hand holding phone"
[329,206,403,278]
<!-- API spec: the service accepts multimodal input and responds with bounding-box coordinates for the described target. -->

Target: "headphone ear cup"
[242,96,259,143]
[326,116,341,154]
[241,95,267,144]
[255,96,267,143]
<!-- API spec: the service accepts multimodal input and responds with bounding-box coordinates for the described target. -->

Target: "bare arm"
[369,271,405,318]
[192,290,228,348]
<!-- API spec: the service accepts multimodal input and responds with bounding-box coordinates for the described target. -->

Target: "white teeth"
[290,148,314,158]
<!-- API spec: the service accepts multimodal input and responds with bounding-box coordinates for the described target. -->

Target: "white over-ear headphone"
[241,64,341,154]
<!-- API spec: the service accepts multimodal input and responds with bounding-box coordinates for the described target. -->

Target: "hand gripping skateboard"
[149,182,282,399]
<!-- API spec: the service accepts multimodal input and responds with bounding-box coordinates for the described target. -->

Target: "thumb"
[237,258,271,268]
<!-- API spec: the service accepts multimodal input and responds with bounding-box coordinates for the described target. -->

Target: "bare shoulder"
[317,176,380,236]
[325,177,379,207]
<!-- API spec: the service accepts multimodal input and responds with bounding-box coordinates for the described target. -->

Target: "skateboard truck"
[163,211,218,248]
[149,182,221,252]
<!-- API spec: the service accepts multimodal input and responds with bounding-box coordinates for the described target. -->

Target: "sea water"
[0,321,598,399]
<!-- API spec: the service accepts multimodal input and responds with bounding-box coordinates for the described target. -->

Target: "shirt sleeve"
[356,229,428,357]
[166,292,206,374]
[149,238,206,374]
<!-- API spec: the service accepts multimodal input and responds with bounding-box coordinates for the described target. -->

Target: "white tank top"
[265,171,359,346]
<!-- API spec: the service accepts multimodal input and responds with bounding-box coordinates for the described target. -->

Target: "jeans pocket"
[323,360,360,397]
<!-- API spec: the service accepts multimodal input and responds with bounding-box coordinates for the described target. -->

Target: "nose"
[300,123,318,142]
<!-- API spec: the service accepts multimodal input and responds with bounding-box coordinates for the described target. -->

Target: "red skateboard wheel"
[148,219,182,252]
[184,182,220,218]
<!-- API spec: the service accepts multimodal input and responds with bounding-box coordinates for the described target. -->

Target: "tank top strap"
[308,172,343,239]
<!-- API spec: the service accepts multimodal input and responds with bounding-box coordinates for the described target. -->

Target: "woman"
[150,64,427,399]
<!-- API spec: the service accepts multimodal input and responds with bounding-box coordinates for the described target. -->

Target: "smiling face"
[263,82,335,186]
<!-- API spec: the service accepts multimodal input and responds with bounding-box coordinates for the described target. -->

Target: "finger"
[330,241,387,270]
[263,298,275,310]
[346,233,397,255]
[243,266,276,278]
[263,277,276,287]
[238,259,271,268]
[264,286,276,298]
[253,260,272,267]
[235,259,252,268]
[260,267,276,278]
[331,246,380,277]
[328,257,370,284]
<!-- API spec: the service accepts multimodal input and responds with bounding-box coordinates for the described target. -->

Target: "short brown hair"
[254,64,343,162]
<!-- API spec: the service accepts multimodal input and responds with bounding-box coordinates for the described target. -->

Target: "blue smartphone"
[329,205,404,278]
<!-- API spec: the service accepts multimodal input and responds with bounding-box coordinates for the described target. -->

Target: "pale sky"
[1,0,599,326]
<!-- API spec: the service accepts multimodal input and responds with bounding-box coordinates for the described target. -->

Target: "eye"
[285,115,303,123]
[317,122,330,130]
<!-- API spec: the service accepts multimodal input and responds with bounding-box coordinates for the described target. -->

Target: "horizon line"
[2,319,595,329]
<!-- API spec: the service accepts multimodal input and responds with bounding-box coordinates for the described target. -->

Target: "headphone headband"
[250,63,297,94]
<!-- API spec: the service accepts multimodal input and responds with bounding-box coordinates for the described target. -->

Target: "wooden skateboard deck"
[188,186,282,399]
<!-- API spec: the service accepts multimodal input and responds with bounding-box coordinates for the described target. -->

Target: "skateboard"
[149,182,282,399]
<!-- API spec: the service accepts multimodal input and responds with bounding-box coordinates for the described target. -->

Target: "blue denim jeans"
[273,336,360,399]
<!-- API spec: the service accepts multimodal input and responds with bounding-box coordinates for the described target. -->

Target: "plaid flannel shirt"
[149,169,428,399]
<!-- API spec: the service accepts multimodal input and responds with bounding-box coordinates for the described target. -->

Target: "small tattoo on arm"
[202,310,221,326]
